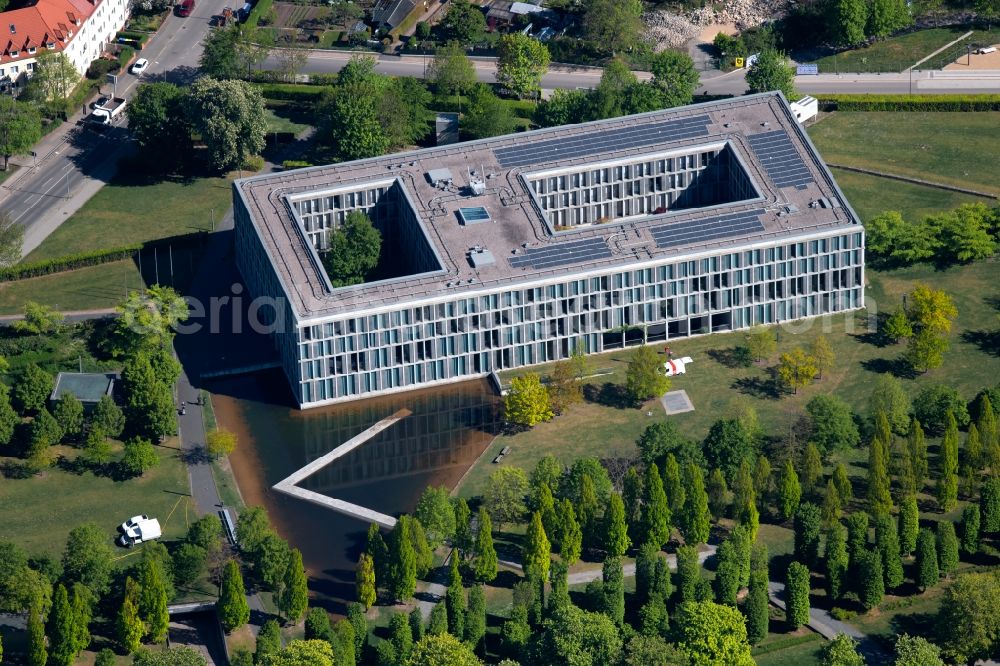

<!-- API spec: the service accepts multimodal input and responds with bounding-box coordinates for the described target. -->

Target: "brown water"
[213,371,499,613]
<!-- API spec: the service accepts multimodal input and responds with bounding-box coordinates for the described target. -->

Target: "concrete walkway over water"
[272,408,412,529]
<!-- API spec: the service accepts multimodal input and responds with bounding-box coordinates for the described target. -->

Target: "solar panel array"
[493,116,712,169]
[650,209,766,250]
[747,130,813,189]
[509,237,612,271]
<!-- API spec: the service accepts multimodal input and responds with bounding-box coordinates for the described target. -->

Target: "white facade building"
[234,93,866,408]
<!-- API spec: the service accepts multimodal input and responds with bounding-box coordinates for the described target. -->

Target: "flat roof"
[50,372,115,403]
[235,92,861,323]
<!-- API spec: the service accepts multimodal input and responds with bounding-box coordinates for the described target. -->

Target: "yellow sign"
[735,57,745,68]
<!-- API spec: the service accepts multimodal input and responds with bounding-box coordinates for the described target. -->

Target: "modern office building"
[233,92,865,409]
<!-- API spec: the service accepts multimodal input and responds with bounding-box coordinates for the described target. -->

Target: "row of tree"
[867,203,1000,268]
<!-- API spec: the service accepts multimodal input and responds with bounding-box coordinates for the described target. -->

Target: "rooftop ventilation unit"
[427,168,453,188]
[468,178,486,196]
[468,247,496,269]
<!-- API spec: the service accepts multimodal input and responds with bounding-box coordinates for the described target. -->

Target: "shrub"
[118,46,135,70]
[86,58,116,80]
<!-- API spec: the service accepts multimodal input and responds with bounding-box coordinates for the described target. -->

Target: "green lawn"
[0,260,142,314]
[457,261,1000,498]
[811,27,972,72]
[0,440,191,559]
[807,112,1000,196]
[752,632,824,665]
[25,172,236,262]
[827,168,993,223]
[263,106,311,135]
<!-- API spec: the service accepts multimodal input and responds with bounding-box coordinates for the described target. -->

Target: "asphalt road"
[0,0,231,256]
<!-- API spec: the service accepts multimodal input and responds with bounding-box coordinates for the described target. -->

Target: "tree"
[437,0,486,43]
[200,27,242,78]
[745,557,770,644]
[680,463,711,545]
[279,549,308,623]
[939,573,1000,665]
[118,577,144,653]
[462,83,516,139]
[484,466,528,529]
[428,43,476,111]
[703,418,756,482]
[28,604,47,666]
[868,0,910,36]
[936,521,959,578]
[819,634,865,666]
[806,395,860,454]
[122,437,161,477]
[258,640,334,666]
[624,634,688,666]
[504,374,553,427]
[785,561,810,629]
[601,492,630,558]
[936,412,959,511]
[908,418,929,492]
[583,0,643,55]
[138,558,169,643]
[960,504,981,555]
[557,499,582,565]
[810,335,834,380]
[983,476,1000,533]
[218,561,250,632]
[496,34,549,99]
[406,606,423,647]
[802,443,824,498]
[322,210,382,287]
[126,83,191,168]
[70,584,92,656]
[0,96,42,172]
[527,605,622,666]
[388,518,417,602]
[833,0,868,44]
[672,601,754,666]
[523,511,551,582]
[899,495,919,556]
[637,421,698,469]
[714,539,740,605]
[51,394,84,441]
[186,78,266,172]
[465,584,486,653]
[356,553,376,610]
[794,502,823,568]
[707,467,729,519]
[777,346,817,394]
[255,619,282,664]
[875,513,904,590]
[48,584,77,666]
[206,429,238,458]
[914,386,971,435]
[444,557,465,641]
[453,497,472,554]
[676,545,702,603]
[14,363,54,414]
[625,344,670,403]
[62,523,114,596]
[305,607,332,642]
[649,50,700,108]
[622,466,644,544]
[415,486,456,549]
[883,305,914,343]
[832,463,853,505]
[823,480,842,526]
[777,459,802,520]
[472,507,497,583]
[825,522,849,600]
[868,436,893,516]
[745,49,796,98]
[915,529,939,591]
[24,52,77,104]
[893,634,944,666]
[857,548,884,611]
[121,352,175,440]
[744,326,777,362]
[323,77,387,161]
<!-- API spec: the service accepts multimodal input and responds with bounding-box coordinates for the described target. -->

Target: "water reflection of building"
[298,381,499,492]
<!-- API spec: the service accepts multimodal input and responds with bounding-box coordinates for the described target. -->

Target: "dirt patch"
[698,22,738,44]
[944,45,1000,70]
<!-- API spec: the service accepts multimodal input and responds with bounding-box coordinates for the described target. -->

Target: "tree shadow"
[582,382,633,409]
[850,311,891,348]
[182,446,214,464]
[706,346,753,369]
[732,374,783,400]
[961,329,1000,356]
[859,357,919,379]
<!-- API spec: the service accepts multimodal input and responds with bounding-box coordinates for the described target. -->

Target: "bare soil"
[944,43,1000,69]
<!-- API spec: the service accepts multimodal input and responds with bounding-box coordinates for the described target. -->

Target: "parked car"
[176,0,195,16]
[130,58,149,75]
[119,514,149,532]
[90,95,109,110]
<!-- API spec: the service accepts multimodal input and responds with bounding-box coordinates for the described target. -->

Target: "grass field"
[811,27,972,72]
[457,260,1000,497]
[263,106,311,135]
[0,260,142,314]
[827,168,994,223]
[0,439,192,558]
[807,112,1000,196]
[25,171,236,262]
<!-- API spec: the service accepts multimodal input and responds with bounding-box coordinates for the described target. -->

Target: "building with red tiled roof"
[0,0,129,90]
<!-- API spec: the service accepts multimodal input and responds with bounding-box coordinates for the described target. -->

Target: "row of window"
[529,151,718,194]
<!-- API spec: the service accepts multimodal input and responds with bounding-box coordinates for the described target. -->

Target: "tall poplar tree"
[218,561,250,633]
[280,549,309,623]
[868,436,893,515]
[465,584,486,653]
[915,528,939,590]
[388,517,417,601]
[777,459,801,521]
[663,453,686,516]
[622,466,644,544]
[875,513,904,590]
[960,504,981,555]
[48,584,78,666]
[356,553,377,610]
[908,418,929,492]
[825,522,849,601]
[937,412,959,511]
[643,464,672,548]
[785,562,810,629]
[745,544,769,645]
[680,463,711,545]
[28,604,47,666]
[899,495,919,556]
[603,492,631,557]
[445,556,465,640]
[138,558,169,643]
[557,499,582,565]
[472,507,498,582]
[936,521,959,577]
[523,511,551,581]
[117,577,144,652]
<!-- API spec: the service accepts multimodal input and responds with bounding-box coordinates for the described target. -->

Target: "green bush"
[253,82,332,101]
[86,59,117,80]
[242,155,265,171]
[118,46,135,70]
[282,160,312,169]
[818,94,1000,111]
[829,607,857,621]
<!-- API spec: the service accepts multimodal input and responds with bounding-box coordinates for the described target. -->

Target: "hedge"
[0,232,209,283]
[253,82,332,101]
[116,31,150,45]
[818,94,1000,111]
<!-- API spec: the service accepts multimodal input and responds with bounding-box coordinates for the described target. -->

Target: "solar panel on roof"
[509,237,612,270]
[747,130,814,189]
[493,116,712,169]
[650,209,765,249]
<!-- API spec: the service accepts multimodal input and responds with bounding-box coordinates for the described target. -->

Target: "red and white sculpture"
[662,356,694,376]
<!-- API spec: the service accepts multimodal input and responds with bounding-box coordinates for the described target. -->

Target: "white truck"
[90,97,127,125]
[117,517,162,547]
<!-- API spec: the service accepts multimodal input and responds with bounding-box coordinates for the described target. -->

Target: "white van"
[117,518,162,547]
[976,46,998,55]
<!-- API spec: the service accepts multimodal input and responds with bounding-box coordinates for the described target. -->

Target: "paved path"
[175,367,221,516]
[767,581,890,663]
